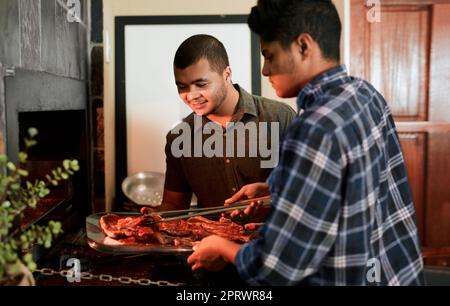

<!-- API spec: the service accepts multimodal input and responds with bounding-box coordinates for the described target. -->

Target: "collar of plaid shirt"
[296,64,349,111]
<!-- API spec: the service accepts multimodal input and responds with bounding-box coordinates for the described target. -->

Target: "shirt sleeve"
[163,132,192,192]
[235,121,343,285]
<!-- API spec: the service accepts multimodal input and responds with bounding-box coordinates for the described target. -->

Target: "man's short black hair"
[174,34,230,73]
[248,0,341,62]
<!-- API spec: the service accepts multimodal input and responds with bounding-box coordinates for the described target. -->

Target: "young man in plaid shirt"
[188,0,424,286]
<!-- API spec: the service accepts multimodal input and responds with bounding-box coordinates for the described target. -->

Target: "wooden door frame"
[350,0,450,266]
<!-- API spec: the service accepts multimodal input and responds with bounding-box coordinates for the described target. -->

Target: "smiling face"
[261,39,309,98]
[174,58,229,116]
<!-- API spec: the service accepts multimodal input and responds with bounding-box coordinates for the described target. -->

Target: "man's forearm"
[159,189,192,211]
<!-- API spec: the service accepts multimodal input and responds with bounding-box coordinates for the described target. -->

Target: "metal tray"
[86,212,193,254]
[121,171,164,207]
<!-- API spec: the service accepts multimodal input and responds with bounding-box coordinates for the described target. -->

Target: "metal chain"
[34,267,186,286]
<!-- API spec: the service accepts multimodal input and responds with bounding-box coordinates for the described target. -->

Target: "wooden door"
[350,0,450,267]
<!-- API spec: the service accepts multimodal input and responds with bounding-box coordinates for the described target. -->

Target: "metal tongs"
[145,195,271,223]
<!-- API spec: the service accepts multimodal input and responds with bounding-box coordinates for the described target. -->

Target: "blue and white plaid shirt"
[235,65,424,286]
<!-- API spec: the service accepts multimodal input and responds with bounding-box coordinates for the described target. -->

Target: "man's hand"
[225,182,269,203]
[140,206,157,215]
[244,223,264,231]
[224,183,270,219]
[187,235,240,272]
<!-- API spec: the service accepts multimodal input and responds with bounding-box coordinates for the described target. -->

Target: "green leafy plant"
[0,127,80,282]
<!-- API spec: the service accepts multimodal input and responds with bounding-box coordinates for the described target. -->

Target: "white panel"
[125,24,252,175]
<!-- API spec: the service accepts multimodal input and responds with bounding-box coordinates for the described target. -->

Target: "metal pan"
[86,205,265,255]
[121,171,165,206]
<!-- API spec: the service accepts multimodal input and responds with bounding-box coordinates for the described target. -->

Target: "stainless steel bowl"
[121,171,165,206]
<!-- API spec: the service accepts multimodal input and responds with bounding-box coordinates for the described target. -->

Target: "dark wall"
[89,0,105,212]
[91,0,103,43]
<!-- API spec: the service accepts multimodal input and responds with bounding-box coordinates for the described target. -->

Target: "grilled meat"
[99,214,153,239]
[99,212,253,246]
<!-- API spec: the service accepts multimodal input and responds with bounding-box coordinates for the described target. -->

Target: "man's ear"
[223,66,232,82]
[294,33,314,58]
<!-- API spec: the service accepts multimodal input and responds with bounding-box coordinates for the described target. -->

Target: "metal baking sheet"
[86,212,193,254]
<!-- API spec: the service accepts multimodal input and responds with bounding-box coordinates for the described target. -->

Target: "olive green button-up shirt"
[164,84,296,208]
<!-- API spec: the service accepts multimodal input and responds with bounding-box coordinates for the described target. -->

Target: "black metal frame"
[115,15,261,207]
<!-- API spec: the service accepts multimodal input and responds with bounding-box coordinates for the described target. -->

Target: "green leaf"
[5,252,18,262]
[18,152,28,163]
[7,162,16,171]
[24,138,37,148]
[23,253,33,263]
[28,127,38,138]
[1,201,11,208]
[70,160,80,171]
[38,188,50,198]
[28,197,37,208]
[0,154,7,163]
[44,238,51,248]
[17,169,29,177]
[49,221,62,235]
[63,160,70,170]
[51,170,61,181]
[27,261,37,271]
[10,239,17,249]
[61,173,69,180]
[10,183,20,190]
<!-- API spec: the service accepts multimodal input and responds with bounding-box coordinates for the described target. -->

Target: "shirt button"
[232,187,237,192]
[225,159,231,164]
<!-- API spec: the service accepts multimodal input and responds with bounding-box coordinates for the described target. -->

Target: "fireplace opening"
[18,110,88,230]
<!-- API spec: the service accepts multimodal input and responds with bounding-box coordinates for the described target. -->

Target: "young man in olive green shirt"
[160,34,295,210]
